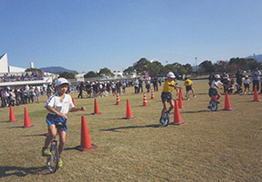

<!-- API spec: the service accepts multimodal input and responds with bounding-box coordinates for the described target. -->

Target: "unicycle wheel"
[47,144,59,173]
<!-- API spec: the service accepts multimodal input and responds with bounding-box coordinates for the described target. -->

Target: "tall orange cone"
[178,88,184,108]
[223,91,233,111]
[91,98,102,115]
[72,98,76,107]
[253,86,260,102]
[9,105,16,122]
[143,92,148,106]
[116,92,120,105]
[23,107,33,128]
[151,89,155,99]
[76,115,98,152]
[123,99,135,119]
[173,100,186,125]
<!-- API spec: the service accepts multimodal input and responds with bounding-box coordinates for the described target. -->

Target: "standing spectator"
[145,79,151,93]
[111,81,116,96]
[0,89,5,107]
[138,78,143,93]
[152,77,158,91]
[35,87,40,103]
[235,70,244,87]
[77,81,84,98]
[14,88,21,106]
[122,81,126,94]
[251,66,261,92]
[29,86,35,103]
[116,80,121,94]
[85,81,92,98]
[208,72,215,86]
[243,75,251,94]
[134,78,139,94]
[47,85,53,99]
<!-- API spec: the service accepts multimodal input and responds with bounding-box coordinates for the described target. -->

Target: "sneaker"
[193,95,196,98]
[58,157,63,167]
[42,148,51,156]
[207,105,211,109]
[216,100,220,104]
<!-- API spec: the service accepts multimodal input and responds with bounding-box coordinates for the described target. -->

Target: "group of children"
[42,72,251,168]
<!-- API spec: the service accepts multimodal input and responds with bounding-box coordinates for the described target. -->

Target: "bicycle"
[210,95,219,111]
[161,111,170,127]
[46,122,64,173]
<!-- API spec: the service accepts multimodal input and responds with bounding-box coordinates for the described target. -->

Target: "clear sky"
[1,0,261,73]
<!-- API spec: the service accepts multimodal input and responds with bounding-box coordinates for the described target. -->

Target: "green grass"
[0,81,261,182]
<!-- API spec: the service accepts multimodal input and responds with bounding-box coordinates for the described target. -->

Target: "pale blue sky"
[1,0,261,73]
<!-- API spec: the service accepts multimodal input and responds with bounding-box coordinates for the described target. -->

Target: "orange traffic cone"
[72,98,76,107]
[91,98,102,115]
[123,99,135,119]
[143,92,148,106]
[116,92,120,105]
[223,91,233,111]
[9,105,16,122]
[76,115,98,152]
[151,89,155,99]
[173,100,186,125]
[253,86,260,102]
[178,88,184,108]
[23,107,33,128]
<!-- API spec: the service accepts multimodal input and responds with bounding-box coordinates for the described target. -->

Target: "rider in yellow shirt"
[184,77,196,100]
[160,72,182,124]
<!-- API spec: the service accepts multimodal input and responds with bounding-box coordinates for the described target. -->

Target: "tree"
[199,60,214,73]
[25,68,43,75]
[184,64,193,74]
[133,58,151,75]
[148,61,163,77]
[84,71,98,78]
[123,66,135,75]
[59,72,75,79]
[98,67,114,77]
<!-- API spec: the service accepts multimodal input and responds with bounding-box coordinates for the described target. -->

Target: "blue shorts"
[208,88,218,97]
[46,113,67,132]
[161,92,172,103]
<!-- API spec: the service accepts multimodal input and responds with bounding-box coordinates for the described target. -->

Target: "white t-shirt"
[45,92,74,115]
[244,79,251,84]
[210,80,223,89]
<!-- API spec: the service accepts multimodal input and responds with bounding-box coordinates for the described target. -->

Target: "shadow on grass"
[181,109,223,113]
[100,124,161,132]
[0,165,48,177]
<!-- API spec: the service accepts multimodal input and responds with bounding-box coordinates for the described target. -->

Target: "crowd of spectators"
[74,77,163,98]
[0,85,45,108]
[0,71,43,82]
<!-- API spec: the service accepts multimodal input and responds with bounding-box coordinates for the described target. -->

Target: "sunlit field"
[0,80,261,182]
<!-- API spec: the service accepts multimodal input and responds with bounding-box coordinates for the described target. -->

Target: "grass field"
[0,80,262,182]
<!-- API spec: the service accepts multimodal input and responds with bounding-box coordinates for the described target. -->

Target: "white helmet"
[215,74,220,79]
[167,72,176,78]
[55,77,69,86]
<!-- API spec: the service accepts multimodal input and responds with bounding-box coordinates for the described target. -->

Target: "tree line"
[25,57,262,79]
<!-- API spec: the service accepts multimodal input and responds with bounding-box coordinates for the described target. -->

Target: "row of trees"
[199,57,261,74]
[25,57,262,79]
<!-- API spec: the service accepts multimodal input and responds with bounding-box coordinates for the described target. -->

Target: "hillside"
[40,66,76,74]
[246,54,262,62]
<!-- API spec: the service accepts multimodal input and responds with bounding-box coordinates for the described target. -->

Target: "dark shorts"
[244,84,249,89]
[161,92,172,103]
[46,113,67,132]
[208,88,218,97]
[186,85,192,91]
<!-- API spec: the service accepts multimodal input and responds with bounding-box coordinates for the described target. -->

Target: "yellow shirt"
[162,80,176,93]
[184,79,193,86]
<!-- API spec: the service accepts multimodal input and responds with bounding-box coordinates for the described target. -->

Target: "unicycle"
[162,111,170,127]
[46,122,63,173]
[210,95,219,111]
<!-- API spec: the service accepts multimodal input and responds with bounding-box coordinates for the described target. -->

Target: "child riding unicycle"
[207,74,224,110]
